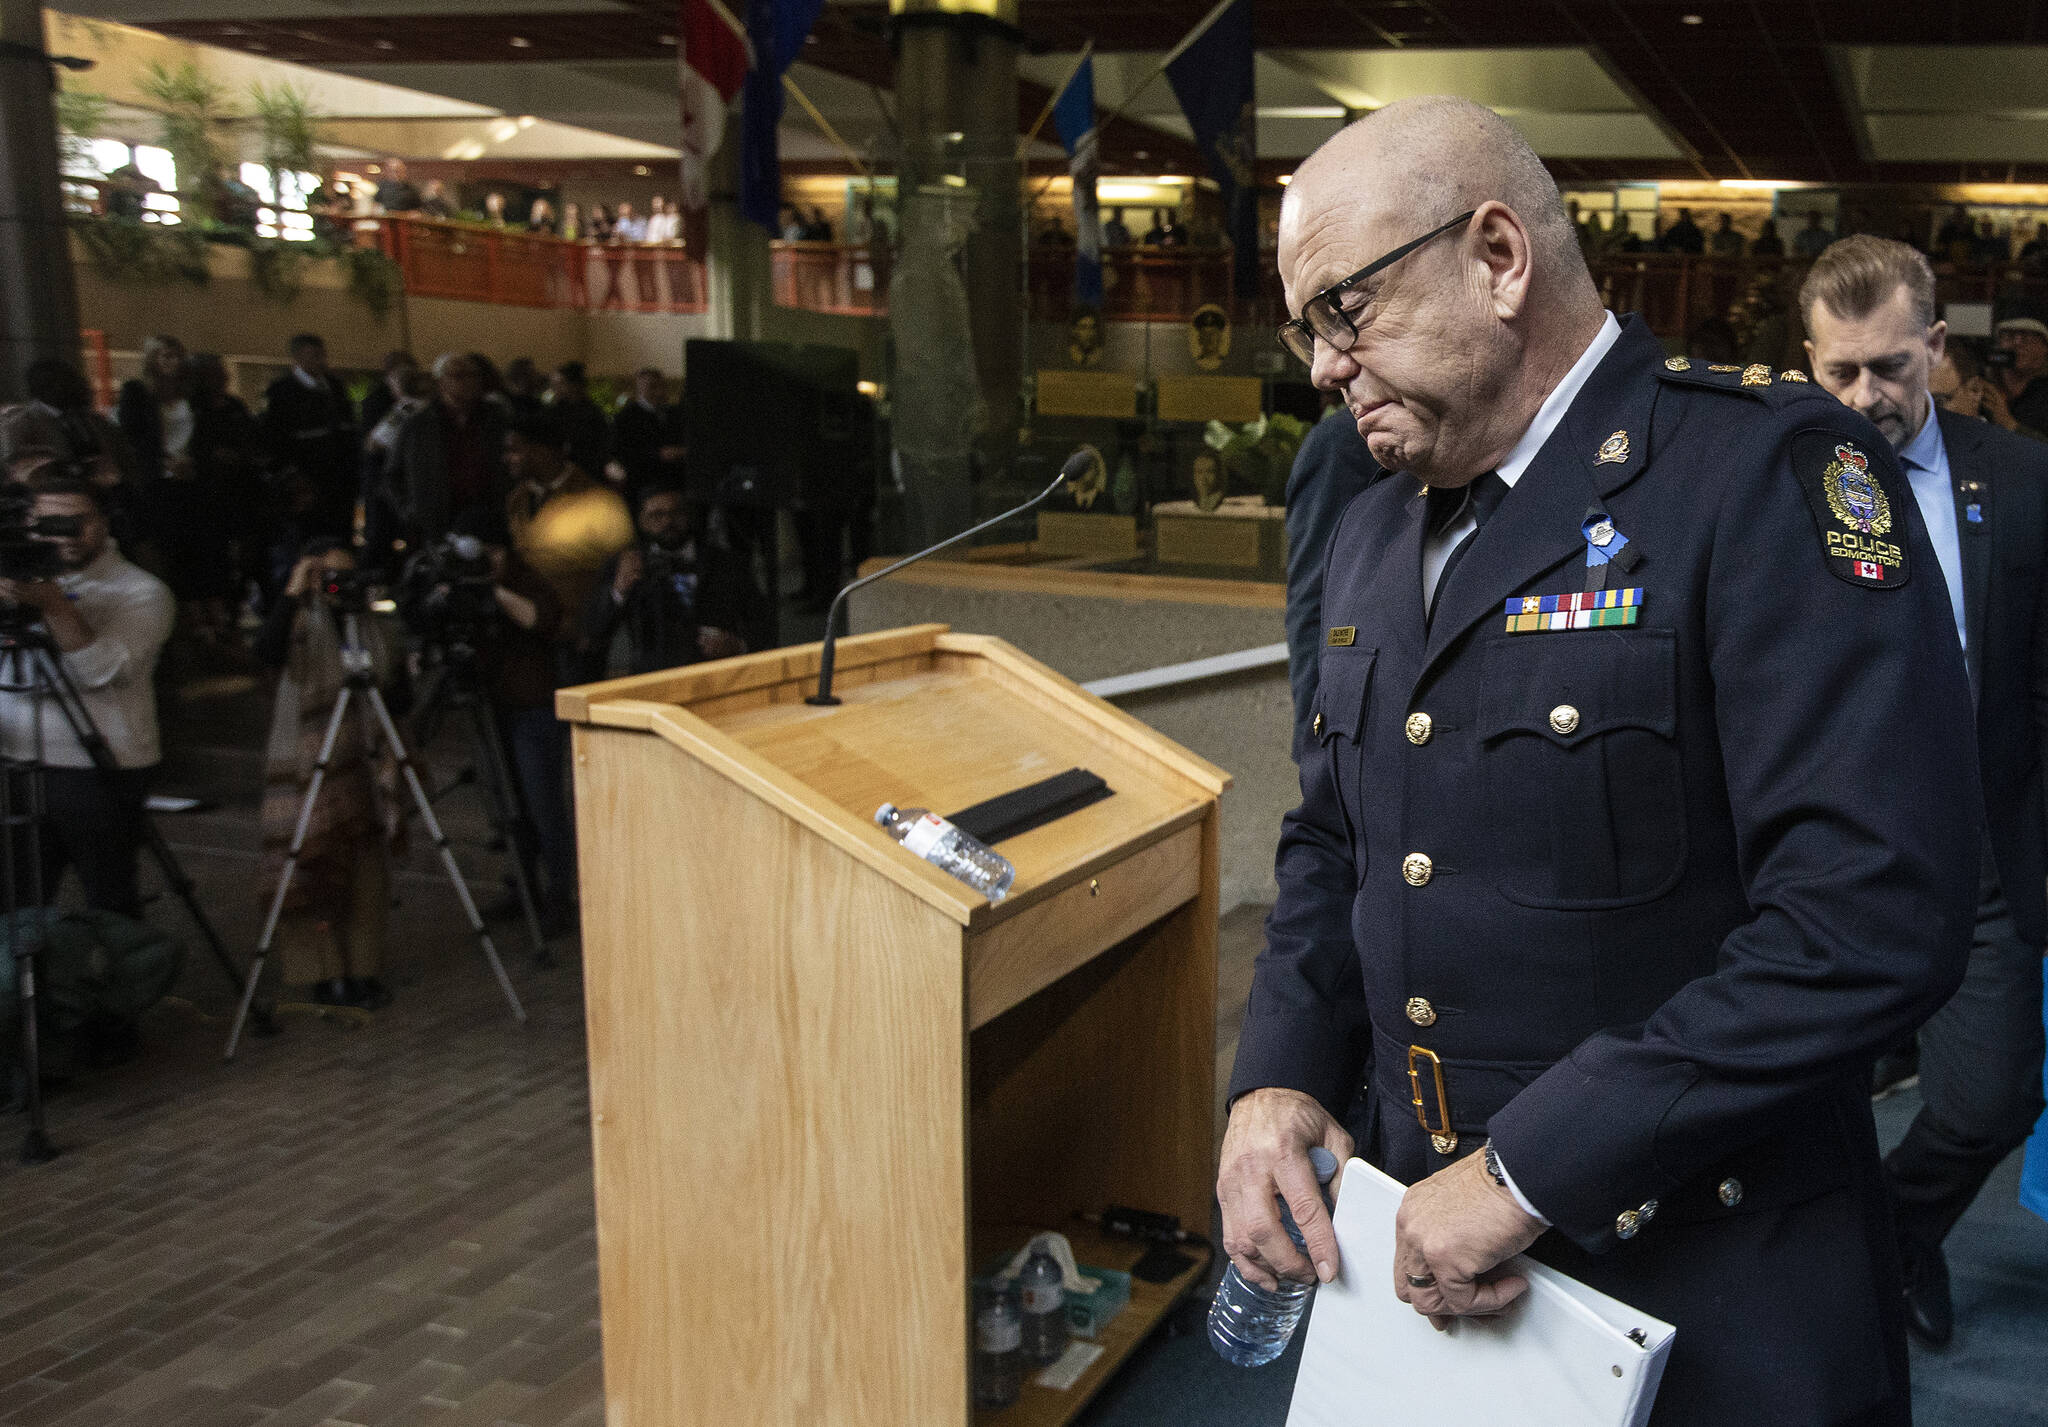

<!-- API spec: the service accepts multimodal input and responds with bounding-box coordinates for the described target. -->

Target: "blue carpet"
[1078,1089,2048,1426]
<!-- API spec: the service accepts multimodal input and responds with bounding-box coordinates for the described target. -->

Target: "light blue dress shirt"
[1897,403,1968,653]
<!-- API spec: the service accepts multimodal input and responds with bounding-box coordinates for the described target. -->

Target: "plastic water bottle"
[1208,1145,1340,1367]
[875,804,1015,902]
[1017,1245,1069,1364]
[972,1281,1024,1409]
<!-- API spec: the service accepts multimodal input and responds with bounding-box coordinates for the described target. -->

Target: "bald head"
[1277,96,1606,485]
[1285,97,1587,306]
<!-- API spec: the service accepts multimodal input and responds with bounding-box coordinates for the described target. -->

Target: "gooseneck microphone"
[806,446,1098,705]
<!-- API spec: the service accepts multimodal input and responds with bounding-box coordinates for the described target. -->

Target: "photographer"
[253,539,406,1008]
[0,475,174,919]
[502,409,633,679]
[432,509,577,934]
[578,484,747,679]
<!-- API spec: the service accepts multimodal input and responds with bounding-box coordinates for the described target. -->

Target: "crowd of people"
[1569,199,2048,274]
[0,335,780,1014]
[301,157,688,247]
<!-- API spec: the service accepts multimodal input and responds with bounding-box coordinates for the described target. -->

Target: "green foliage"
[71,218,211,288]
[137,60,232,223]
[54,88,110,174]
[249,240,310,304]
[332,243,402,320]
[247,83,320,184]
[1204,412,1308,507]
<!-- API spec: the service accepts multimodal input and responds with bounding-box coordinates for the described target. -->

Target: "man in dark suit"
[1224,98,1978,1426]
[609,367,686,499]
[1284,411,1382,755]
[1802,235,2048,1350]
[259,333,358,540]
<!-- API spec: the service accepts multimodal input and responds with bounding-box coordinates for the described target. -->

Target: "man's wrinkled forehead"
[1280,177,1409,297]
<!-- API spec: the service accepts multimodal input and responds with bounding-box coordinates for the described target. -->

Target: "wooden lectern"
[557,624,1229,1427]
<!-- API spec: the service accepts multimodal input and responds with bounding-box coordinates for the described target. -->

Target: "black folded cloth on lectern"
[946,769,1112,846]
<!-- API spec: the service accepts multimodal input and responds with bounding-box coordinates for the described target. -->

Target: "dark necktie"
[1426,471,1508,627]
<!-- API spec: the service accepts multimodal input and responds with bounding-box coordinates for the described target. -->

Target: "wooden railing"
[370,217,707,314]
[770,241,892,316]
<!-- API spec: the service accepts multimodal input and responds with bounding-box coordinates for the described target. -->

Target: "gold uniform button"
[1549,704,1580,736]
[1405,711,1434,745]
[1718,1177,1743,1208]
[1405,996,1437,1027]
[1639,1198,1659,1223]
[1402,853,1434,887]
[1313,712,1324,738]
[1615,1208,1642,1241]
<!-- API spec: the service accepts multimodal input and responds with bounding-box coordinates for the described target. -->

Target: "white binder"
[1286,1159,1676,1427]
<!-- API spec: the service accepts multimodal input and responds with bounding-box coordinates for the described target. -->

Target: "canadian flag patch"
[1856,560,1884,581]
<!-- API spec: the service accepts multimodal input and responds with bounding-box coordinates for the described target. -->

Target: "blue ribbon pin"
[1583,511,1628,566]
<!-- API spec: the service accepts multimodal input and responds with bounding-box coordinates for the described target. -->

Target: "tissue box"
[976,1255,1132,1340]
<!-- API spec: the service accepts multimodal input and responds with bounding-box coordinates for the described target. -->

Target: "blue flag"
[1164,0,1258,298]
[739,0,825,233]
[1052,58,1103,307]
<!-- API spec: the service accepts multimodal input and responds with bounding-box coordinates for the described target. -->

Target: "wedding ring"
[1406,1272,1438,1289]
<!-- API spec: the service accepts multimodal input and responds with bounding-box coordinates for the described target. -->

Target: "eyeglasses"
[1277,209,1478,366]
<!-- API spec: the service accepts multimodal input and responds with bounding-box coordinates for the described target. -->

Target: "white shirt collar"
[292,366,321,390]
[1494,311,1623,489]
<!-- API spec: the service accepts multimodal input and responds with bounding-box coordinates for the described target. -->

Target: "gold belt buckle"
[1406,1044,1459,1155]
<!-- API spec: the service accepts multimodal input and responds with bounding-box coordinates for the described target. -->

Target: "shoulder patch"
[1789,430,1910,589]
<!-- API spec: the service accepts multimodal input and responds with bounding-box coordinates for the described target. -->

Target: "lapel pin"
[1966,503,1984,524]
[1594,431,1630,465]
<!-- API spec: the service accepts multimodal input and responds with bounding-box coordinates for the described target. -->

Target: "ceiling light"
[374,38,395,50]
[1258,106,1345,120]
[634,165,650,176]
[1277,173,1292,185]
[659,33,676,44]
[509,35,532,48]
[1155,175,1189,185]
[1681,13,1703,23]
[367,164,382,175]
[1718,178,1804,190]
[1134,150,1149,160]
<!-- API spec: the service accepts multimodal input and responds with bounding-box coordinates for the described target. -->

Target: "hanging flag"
[738,0,826,233]
[1052,56,1103,307]
[1163,0,1258,298]
[676,0,752,217]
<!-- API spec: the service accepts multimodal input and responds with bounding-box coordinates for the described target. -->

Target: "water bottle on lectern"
[874,803,1015,901]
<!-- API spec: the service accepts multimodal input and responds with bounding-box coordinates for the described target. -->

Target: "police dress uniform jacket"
[1284,414,1382,756]
[1934,406,2048,943]
[1228,316,1979,1426]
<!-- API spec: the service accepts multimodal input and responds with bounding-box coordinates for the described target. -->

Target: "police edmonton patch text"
[1789,430,1911,588]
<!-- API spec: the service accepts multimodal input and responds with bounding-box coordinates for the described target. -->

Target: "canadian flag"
[1856,560,1884,581]
[677,0,752,213]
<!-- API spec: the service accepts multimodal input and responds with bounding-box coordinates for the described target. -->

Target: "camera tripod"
[405,638,550,969]
[1,620,261,1163]
[224,611,526,1059]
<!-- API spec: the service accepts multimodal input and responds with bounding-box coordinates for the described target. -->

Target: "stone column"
[701,125,770,343]
[888,4,1021,545]
[0,0,82,401]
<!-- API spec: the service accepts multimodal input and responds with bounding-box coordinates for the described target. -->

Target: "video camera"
[396,533,499,655]
[0,486,83,584]
[316,567,381,615]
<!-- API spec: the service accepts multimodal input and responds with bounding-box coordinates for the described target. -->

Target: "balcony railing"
[373,217,707,313]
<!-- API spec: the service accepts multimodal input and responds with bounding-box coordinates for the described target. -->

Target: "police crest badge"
[1594,430,1630,465]
[1790,431,1909,588]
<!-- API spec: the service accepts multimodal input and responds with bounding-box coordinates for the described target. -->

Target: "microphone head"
[1059,445,1101,484]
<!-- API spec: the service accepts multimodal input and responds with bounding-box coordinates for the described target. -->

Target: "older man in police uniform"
[1221,99,1979,1425]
